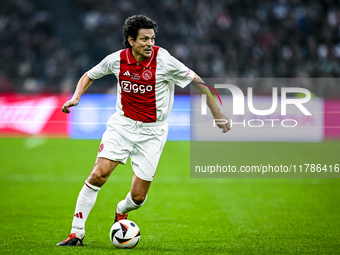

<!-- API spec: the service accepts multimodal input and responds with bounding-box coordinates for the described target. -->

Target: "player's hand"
[62,99,79,114]
[213,112,231,133]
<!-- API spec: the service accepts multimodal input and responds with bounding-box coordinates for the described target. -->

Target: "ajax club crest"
[141,70,152,80]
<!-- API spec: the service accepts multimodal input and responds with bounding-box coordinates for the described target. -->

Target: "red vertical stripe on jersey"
[119,47,159,122]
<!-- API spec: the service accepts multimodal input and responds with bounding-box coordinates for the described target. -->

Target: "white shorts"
[97,113,169,181]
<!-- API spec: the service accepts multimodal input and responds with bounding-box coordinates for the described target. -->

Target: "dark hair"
[123,14,157,48]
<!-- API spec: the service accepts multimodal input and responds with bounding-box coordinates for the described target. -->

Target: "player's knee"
[130,193,146,205]
[87,171,108,187]
[87,161,113,187]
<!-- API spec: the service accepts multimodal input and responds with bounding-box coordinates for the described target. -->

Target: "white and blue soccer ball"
[109,220,140,249]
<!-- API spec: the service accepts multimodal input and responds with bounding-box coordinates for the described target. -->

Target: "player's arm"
[62,72,94,114]
[191,74,231,133]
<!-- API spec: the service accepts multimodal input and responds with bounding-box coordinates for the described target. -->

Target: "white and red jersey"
[87,46,195,123]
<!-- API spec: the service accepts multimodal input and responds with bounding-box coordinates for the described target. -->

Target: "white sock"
[71,181,100,238]
[116,192,147,215]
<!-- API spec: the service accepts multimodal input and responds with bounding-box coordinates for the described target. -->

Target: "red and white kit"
[87,46,195,180]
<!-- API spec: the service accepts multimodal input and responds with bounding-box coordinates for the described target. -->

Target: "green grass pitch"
[0,138,339,254]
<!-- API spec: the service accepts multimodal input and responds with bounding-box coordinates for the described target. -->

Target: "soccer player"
[57,14,230,246]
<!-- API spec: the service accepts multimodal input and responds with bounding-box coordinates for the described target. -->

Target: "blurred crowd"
[0,0,340,96]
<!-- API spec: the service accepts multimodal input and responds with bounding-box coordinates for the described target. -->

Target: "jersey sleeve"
[87,50,121,80]
[160,48,195,88]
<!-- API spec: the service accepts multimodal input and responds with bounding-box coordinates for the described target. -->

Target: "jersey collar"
[126,48,155,68]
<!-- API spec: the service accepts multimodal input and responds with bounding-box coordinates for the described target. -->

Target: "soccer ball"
[109,220,141,249]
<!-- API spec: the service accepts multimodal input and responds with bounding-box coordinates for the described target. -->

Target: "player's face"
[129,29,155,62]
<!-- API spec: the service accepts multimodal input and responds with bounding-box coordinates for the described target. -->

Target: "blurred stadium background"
[1,0,340,94]
[0,0,340,139]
